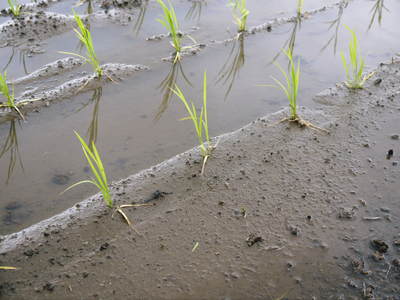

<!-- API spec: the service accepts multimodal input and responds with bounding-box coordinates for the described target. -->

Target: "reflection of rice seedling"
[0,72,25,119]
[63,131,112,207]
[60,11,102,78]
[86,87,102,147]
[264,49,328,132]
[321,1,349,54]
[156,61,191,120]
[2,47,29,75]
[156,0,196,63]
[340,27,372,89]
[172,71,215,175]
[0,120,23,184]
[185,0,205,22]
[133,0,149,35]
[216,33,245,99]
[7,0,21,17]
[228,0,249,33]
[368,0,388,30]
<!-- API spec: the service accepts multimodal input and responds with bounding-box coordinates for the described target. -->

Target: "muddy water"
[0,0,399,234]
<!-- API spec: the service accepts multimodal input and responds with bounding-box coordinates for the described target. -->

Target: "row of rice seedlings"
[228,0,249,33]
[7,0,21,17]
[340,26,372,89]
[60,11,103,78]
[172,71,216,175]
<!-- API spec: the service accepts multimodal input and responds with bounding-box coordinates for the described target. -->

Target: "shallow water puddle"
[0,0,400,234]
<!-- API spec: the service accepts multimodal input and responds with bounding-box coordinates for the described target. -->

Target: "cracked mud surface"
[0,59,399,299]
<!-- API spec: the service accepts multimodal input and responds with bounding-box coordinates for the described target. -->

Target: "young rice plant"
[156,0,195,63]
[63,131,112,207]
[270,49,300,120]
[7,0,21,17]
[228,0,249,33]
[172,71,214,175]
[0,72,24,119]
[340,27,371,89]
[60,11,102,78]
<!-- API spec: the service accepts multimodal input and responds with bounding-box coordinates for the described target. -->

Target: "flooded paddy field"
[0,0,400,298]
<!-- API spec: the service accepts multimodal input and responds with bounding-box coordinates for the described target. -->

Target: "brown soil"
[1,59,400,299]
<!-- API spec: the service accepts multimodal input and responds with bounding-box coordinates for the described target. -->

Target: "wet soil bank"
[1,59,400,299]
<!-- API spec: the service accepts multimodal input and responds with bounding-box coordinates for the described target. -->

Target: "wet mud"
[0,58,399,299]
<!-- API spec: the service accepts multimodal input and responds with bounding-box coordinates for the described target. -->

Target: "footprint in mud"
[51,173,70,185]
[2,202,31,226]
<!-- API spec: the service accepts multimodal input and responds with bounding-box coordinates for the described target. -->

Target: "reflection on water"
[0,120,23,184]
[321,0,349,54]
[156,61,192,120]
[74,0,94,14]
[133,0,149,35]
[74,87,102,147]
[2,47,29,75]
[86,87,102,147]
[185,0,205,22]
[216,33,245,99]
[368,0,388,30]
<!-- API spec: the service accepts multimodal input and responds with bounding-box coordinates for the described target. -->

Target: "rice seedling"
[172,71,216,175]
[216,33,245,99]
[63,131,112,207]
[60,11,102,78]
[228,0,249,33]
[265,49,328,132]
[368,0,388,30]
[271,49,300,120]
[340,27,372,89]
[0,266,17,270]
[296,0,304,16]
[156,0,196,63]
[63,132,152,228]
[0,72,25,120]
[7,0,21,17]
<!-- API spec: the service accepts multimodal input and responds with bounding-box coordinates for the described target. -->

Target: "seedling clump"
[228,0,249,33]
[7,0,21,17]
[63,132,152,228]
[0,72,25,119]
[340,26,372,89]
[60,11,103,78]
[267,49,328,133]
[156,0,196,63]
[172,71,216,175]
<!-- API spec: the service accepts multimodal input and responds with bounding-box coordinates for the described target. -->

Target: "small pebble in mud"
[99,242,109,251]
[391,134,399,140]
[371,239,389,253]
[51,174,70,185]
[338,207,356,219]
[371,251,385,261]
[246,233,263,247]
[374,78,382,85]
[386,149,394,160]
